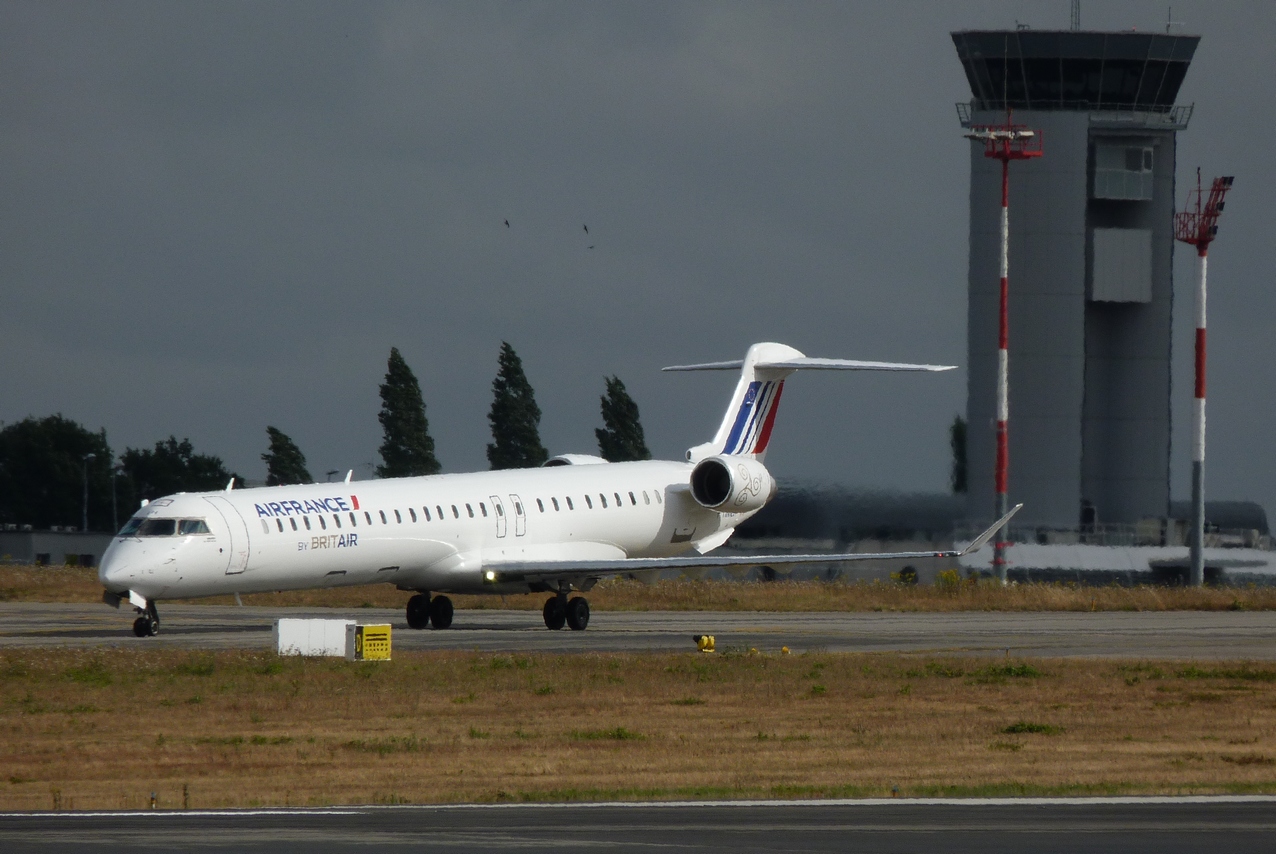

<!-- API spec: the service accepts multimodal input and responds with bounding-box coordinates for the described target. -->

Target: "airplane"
[98,342,1019,637]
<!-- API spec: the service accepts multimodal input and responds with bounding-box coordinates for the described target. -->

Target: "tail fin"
[664,342,955,462]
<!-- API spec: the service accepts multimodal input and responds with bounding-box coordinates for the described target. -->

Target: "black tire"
[542,596,566,631]
[133,617,150,637]
[406,594,430,630]
[428,595,453,630]
[566,597,590,631]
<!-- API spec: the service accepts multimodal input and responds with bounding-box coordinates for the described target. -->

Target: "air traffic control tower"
[953,30,1199,530]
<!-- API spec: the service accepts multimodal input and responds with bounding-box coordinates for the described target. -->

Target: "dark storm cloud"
[2,1,1273,524]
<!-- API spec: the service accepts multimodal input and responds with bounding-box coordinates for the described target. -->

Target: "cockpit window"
[118,518,144,536]
[137,518,177,537]
[179,519,210,535]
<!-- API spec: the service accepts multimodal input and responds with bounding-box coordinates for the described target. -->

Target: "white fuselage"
[98,459,750,602]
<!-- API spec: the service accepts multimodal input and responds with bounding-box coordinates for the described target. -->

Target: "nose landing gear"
[132,602,160,637]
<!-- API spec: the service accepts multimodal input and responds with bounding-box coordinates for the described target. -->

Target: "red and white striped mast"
[965,113,1042,583]
[1174,171,1234,586]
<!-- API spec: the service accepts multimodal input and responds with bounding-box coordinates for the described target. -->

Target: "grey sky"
[3,1,1273,524]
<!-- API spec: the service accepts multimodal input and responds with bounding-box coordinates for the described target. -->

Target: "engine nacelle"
[689,456,776,513]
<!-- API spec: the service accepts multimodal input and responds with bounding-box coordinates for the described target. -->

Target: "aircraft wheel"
[542,597,566,631]
[133,616,157,637]
[406,594,430,630]
[428,595,453,630]
[566,597,590,631]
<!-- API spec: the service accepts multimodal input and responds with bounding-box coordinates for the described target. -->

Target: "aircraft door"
[509,494,526,537]
[204,496,251,574]
[489,495,507,538]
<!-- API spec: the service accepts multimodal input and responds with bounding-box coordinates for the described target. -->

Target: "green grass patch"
[1002,721,1063,735]
[341,735,423,754]
[1176,666,1276,682]
[570,727,644,741]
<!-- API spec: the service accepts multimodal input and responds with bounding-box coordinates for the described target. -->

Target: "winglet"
[345,470,353,484]
[959,504,1023,556]
[225,477,235,492]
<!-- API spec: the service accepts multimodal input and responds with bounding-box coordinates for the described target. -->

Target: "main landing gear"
[406,593,453,630]
[132,601,160,637]
[543,593,589,631]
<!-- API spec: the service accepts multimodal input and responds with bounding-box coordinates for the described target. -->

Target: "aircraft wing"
[483,504,1020,586]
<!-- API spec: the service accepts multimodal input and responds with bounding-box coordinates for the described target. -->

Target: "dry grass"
[2,648,1276,809]
[5,565,1276,612]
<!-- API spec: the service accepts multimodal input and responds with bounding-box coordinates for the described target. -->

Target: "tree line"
[0,344,648,532]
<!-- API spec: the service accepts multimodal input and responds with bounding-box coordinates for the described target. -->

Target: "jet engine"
[689,456,776,513]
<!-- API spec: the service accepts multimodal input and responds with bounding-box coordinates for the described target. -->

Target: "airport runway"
[2,603,1275,658]
[2,799,1275,853]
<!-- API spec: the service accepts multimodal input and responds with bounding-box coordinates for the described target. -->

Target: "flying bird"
[583,224,589,234]
[504,219,510,228]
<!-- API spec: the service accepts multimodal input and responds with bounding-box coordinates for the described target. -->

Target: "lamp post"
[82,453,97,534]
[1174,172,1234,586]
[963,114,1043,583]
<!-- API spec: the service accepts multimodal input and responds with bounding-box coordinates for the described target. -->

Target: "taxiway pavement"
[2,798,1275,853]
[2,603,1275,658]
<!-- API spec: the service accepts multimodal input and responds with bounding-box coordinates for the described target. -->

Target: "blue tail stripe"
[738,381,773,454]
[722,381,760,454]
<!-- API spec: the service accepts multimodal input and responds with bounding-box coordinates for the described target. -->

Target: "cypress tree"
[950,414,967,494]
[376,347,440,478]
[595,376,651,462]
[486,342,548,469]
[262,426,313,486]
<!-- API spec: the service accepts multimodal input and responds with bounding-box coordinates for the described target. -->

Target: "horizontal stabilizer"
[663,357,955,373]
[484,504,1021,585]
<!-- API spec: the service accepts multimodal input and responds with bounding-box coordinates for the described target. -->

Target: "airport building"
[952,29,1199,530]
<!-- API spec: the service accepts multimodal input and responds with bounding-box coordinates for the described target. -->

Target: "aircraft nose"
[98,546,130,589]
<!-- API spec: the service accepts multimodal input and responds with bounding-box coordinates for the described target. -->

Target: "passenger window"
[333,514,342,528]
[628,492,636,505]
[276,519,284,532]
[643,491,650,505]
[379,511,387,524]
[566,497,574,510]
[615,492,623,506]
[304,517,311,530]
[349,512,358,526]
[479,503,487,517]
[465,504,474,518]
[394,510,402,523]
[552,498,560,511]
[600,494,607,508]
[515,501,523,515]
[409,508,417,522]
[585,495,593,509]
[290,518,298,531]
[655,490,662,504]
[437,505,444,520]
[318,515,327,530]
[495,503,504,517]
[424,507,431,521]
[261,520,270,535]
[452,505,459,519]
[536,498,544,512]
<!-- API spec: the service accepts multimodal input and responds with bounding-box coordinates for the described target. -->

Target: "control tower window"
[1093,143,1154,200]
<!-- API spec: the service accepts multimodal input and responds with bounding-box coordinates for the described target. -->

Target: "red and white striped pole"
[994,158,1011,580]
[965,116,1040,584]
[1174,172,1232,587]
[1189,247,1208,586]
